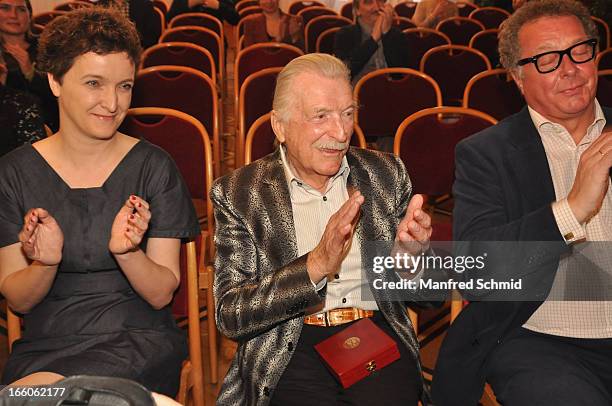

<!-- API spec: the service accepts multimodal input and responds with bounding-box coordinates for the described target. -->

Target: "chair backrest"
[468,6,509,29]
[394,106,497,196]
[121,107,214,225]
[354,68,442,138]
[436,16,484,45]
[456,1,478,17]
[238,67,282,166]
[394,1,417,19]
[316,26,342,53]
[168,12,224,39]
[132,66,220,177]
[140,42,216,83]
[152,6,166,34]
[153,0,169,14]
[53,1,92,11]
[297,6,337,26]
[393,16,416,31]
[592,16,610,51]
[236,0,259,12]
[340,1,353,21]
[235,13,263,49]
[32,11,65,26]
[31,23,45,35]
[244,112,367,165]
[597,69,612,108]
[234,42,303,109]
[160,26,224,84]
[597,48,612,71]
[402,27,451,70]
[469,28,500,68]
[421,45,491,106]
[244,112,276,165]
[305,14,351,53]
[289,0,325,15]
[239,5,263,17]
[463,68,525,121]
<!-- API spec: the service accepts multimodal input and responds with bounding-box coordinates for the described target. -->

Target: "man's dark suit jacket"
[432,106,612,406]
[333,24,410,80]
[167,0,240,25]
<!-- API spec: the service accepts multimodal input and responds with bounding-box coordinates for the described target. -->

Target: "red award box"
[314,318,401,388]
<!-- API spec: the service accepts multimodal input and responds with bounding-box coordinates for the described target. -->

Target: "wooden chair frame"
[596,48,612,70]
[462,67,514,108]
[304,14,351,53]
[234,43,303,166]
[354,67,443,136]
[126,106,217,384]
[393,106,497,155]
[592,16,610,51]
[468,6,509,29]
[135,66,221,178]
[152,5,166,33]
[140,41,217,84]
[160,26,225,91]
[168,12,224,42]
[238,5,263,17]
[316,26,342,53]
[6,238,210,406]
[288,0,326,15]
[435,16,485,45]
[238,67,283,160]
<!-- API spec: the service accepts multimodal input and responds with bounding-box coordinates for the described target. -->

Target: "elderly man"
[212,53,432,406]
[432,1,612,405]
[333,0,410,85]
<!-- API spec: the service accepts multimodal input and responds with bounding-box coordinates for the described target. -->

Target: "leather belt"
[304,307,375,327]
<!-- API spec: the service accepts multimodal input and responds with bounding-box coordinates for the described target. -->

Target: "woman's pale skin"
[0,51,182,387]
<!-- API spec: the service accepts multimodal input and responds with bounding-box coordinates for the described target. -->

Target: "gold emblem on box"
[343,336,361,349]
[366,360,377,372]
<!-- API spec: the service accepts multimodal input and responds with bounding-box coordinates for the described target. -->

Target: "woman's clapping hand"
[18,208,64,266]
[109,195,151,255]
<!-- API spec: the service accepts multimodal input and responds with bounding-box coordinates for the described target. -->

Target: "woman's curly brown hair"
[37,7,141,82]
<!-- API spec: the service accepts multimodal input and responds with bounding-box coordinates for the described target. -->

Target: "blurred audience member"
[412,0,457,28]
[0,50,45,157]
[243,0,303,49]
[0,0,58,130]
[167,0,240,26]
[93,0,162,48]
[334,0,409,84]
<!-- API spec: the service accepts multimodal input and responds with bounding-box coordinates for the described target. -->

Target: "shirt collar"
[279,144,350,197]
[528,99,606,145]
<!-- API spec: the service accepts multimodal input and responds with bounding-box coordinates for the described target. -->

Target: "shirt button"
[342,298,347,304]
[263,387,270,397]
[334,274,340,279]
[323,196,327,201]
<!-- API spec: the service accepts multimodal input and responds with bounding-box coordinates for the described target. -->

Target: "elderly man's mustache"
[314,141,348,150]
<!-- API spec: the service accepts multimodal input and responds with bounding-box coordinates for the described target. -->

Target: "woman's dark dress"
[0,140,200,396]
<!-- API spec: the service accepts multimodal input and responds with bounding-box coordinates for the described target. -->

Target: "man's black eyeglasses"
[516,38,598,74]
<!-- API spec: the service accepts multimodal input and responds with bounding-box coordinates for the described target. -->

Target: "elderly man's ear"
[271,110,286,144]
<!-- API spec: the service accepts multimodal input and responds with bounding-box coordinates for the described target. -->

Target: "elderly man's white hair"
[272,53,351,123]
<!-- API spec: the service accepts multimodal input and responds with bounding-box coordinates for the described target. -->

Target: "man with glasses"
[432,0,612,405]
